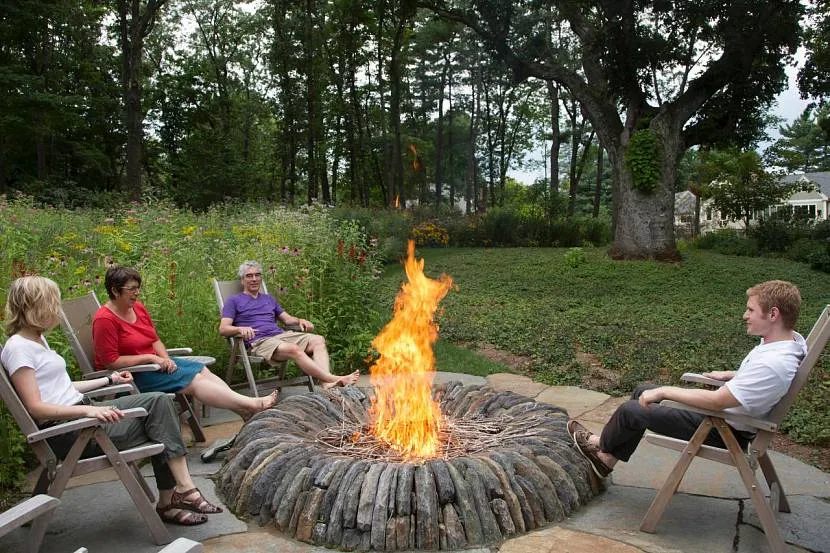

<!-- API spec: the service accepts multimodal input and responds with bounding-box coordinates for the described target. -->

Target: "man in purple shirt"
[219,261,359,389]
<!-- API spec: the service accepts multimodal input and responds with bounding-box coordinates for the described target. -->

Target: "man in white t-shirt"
[567,280,807,478]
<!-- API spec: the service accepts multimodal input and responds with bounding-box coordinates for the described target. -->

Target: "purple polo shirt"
[222,292,285,346]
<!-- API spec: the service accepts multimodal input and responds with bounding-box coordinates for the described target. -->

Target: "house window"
[706,208,712,221]
[809,205,816,218]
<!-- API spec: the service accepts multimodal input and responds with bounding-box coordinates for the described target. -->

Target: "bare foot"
[238,390,278,422]
[321,370,360,389]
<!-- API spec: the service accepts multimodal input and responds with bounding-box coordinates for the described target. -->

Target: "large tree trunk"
[606,122,681,260]
[593,146,603,218]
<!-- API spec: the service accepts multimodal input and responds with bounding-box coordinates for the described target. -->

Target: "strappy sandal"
[170,487,223,514]
[156,504,208,526]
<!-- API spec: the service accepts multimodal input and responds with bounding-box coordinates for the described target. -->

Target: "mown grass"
[378,246,830,445]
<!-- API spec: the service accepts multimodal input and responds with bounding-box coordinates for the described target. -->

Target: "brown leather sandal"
[156,504,208,526]
[170,487,223,514]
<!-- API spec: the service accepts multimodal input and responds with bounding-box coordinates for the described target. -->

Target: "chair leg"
[758,453,791,513]
[32,468,50,495]
[28,512,55,553]
[47,428,95,498]
[240,343,259,398]
[640,417,713,533]
[176,394,206,443]
[94,429,171,546]
[713,419,788,553]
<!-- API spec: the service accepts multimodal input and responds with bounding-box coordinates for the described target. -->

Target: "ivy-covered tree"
[423,0,803,259]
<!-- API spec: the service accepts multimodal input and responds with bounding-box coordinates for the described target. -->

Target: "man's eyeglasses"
[243,273,262,280]
[121,285,141,293]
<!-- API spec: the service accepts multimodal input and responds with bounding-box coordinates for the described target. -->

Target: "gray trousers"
[46,392,187,491]
[599,384,754,462]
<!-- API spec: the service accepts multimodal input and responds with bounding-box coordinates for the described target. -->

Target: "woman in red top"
[93,267,277,421]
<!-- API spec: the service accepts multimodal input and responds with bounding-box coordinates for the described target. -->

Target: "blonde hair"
[4,276,62,336]
[747,280,801,330]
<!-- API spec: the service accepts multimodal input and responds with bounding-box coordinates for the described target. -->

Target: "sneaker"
[567,419,613,478]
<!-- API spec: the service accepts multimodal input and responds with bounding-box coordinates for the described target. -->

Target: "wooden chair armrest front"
[681,372,726,387]
[659,399,777,432]
[84,383,137,399]
[166,348,193,355]
[27,408,149,443]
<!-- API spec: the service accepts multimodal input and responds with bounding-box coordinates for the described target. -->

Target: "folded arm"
[639,384,741,412]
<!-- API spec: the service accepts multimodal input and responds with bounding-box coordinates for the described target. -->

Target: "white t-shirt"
[1,334,83,407]
[725,331,807,431]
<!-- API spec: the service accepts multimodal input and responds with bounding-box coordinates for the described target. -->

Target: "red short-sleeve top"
[92,301,160,370]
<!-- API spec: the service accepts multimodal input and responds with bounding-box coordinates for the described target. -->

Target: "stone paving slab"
[612,438,830,498]
[535,386,611,419]
[498,526,646,553]
[743,495,830,553]
[738,524,815,553]
[560,485,740,553]
[486,373,549,398]
[0,476,245,553]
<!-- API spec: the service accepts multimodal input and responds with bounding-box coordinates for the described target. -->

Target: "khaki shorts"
[249,331,316,363]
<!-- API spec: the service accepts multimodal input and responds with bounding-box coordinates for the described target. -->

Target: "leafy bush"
[695,229,761,256]
[564,247,586,268]
[411,220,449,247]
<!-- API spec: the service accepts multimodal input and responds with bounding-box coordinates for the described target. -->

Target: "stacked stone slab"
[216,382,597,551]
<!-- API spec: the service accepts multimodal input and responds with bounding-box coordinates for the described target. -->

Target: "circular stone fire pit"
[216,382,597,551]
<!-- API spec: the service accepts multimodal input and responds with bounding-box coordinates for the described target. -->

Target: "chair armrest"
[82,364,160,380]
[0,495,60,539]
[27,408,149,443]
[282,323,303,332]
[681,372,726,387]
[84,384,137,399]
[166,348,193,355]
[659,399,777,432]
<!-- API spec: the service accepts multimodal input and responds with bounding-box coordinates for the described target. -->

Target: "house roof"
[674,190,697,215]
[781,172,830,197]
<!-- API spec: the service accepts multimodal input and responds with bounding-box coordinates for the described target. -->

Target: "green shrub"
[751,218,795,252]
[695,229,760,256]
[564,247,586,268]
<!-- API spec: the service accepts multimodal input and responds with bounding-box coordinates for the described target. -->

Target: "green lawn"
[378,246,830,445]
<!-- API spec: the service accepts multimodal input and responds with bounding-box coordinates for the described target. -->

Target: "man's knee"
[615,398,650,426]
[277,343,302,358]
[308,335,325,349]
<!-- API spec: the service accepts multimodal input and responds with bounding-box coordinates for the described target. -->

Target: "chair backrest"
[767,305,830,425]
[212,278,270,315]
[0,347,58,467]
[59,292,102,376]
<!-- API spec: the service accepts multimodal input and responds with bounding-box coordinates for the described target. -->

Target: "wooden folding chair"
[0,494,60,553]
[640,305,830,553]
[212,278,314,398]
[0,353,171,546]
[59,291,208,442]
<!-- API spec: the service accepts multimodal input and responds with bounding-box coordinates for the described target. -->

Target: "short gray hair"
[238,260,263,279]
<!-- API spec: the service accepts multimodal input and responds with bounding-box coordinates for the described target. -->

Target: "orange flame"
[409,143,421,172]
[369,240,454,459]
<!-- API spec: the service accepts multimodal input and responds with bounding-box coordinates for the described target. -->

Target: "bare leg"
[181,369,277,419]
[272,340,359,388]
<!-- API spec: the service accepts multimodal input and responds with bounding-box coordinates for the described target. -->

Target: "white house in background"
[674,171,830,236]
[779,172,830,220]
